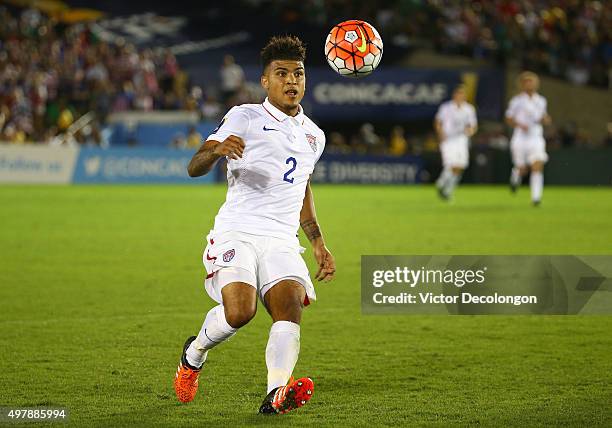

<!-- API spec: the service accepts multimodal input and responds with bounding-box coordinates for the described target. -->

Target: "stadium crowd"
[432,0,612,87]
[268,0,612,88]
[0,7,228,145]
[1,3,610,151]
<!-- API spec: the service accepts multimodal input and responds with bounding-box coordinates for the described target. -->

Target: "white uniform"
[506,92,548,167]
[435,101,477,168]
[202,98,325,305]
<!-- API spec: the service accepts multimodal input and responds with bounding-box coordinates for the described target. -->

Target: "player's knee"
[270,296,303,323]
[224,305,256,329]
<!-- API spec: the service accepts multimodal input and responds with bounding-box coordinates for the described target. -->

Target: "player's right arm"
[434,104,445,141]
[505,97,529,132]
[187,136,244,177]
[434,118,444,141]
[505,116,528,132]
[188,106,249,177]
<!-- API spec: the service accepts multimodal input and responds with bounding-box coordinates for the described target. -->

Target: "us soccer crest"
[223,249,235,262]
[305,134,317,152]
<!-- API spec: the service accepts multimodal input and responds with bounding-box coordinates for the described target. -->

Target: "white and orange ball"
[325,20,383,78]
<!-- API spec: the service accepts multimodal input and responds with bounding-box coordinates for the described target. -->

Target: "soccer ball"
[325,20,383,78]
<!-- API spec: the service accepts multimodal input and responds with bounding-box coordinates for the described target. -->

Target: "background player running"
[173,35,336,415]
[434,85,478,201]
[506,71,552,206]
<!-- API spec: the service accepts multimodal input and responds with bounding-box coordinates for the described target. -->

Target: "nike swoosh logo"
[263,126,281,132]
[357,27,367,53]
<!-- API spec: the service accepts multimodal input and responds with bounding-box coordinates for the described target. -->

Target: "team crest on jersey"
[305,134,317,152]
[222,249,235,262]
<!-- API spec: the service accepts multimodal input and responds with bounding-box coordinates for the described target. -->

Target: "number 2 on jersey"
[283,157,297,183]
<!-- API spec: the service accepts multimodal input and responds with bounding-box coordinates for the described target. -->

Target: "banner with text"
[241,66,504,121]
[0,145,78,184]
[312,154,423,184]
[73,148,214,184]
[362,256,612,315]
[0,145,215,184]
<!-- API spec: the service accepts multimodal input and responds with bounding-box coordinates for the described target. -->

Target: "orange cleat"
[173,336,202,403]
[258,377,314,414]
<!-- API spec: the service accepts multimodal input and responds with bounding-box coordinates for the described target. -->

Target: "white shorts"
[440,136,469,169]
[511,137,548,167]
[202,230,316,306]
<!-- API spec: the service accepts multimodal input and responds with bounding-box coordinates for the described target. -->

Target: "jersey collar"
[263,97,304,125]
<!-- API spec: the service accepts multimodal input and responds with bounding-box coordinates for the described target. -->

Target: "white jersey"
[206,98,325,241]
[435,100,477,141]
[505,92,547,141]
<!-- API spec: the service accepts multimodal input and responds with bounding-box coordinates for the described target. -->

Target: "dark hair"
[453,84,467,93]
[260,35,306,71]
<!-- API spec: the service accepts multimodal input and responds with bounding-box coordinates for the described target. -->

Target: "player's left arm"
[300,179,335,282]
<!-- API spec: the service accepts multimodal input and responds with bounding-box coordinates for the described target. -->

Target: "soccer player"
[173,35,336,415]
[506,71,552,206]
[434,85,478,200]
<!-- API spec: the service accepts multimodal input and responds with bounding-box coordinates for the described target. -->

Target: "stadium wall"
[0,145,213,184]
[1,145,609,185]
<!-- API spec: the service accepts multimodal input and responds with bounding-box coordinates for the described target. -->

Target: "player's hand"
[313,242,335,282]
[541,114,552,126]
[518,122,530,132]
[213,135,245,160]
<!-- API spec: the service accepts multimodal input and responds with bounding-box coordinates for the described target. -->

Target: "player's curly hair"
[260,35,307,71]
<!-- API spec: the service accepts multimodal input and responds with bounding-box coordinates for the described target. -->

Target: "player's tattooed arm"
[300,219,321,242]
[187,135,245,177]
[300,180,336,282]
[300,180,322,242]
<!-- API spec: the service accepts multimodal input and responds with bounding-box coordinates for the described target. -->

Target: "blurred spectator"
[326,132,351,155]
[169,132,187,149]
[560,121,579,147]
[220,55,245,104]
[186,126,203,149]
[352,123,385,155]
[388,126,408,156]
[201,94,223,122]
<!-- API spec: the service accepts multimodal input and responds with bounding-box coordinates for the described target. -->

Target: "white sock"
[266,321,300,393]
[511,167,522,186]
[444,173,461,196]
[185,304,237,368]
[530,171,543,202]
[436,168,452,189]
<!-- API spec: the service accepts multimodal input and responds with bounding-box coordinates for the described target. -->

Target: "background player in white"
[434,85,478,200]
[506,71,552,206]
[173,36,336,415]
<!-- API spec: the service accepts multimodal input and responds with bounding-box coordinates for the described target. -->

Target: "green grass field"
[1,184,611,427]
